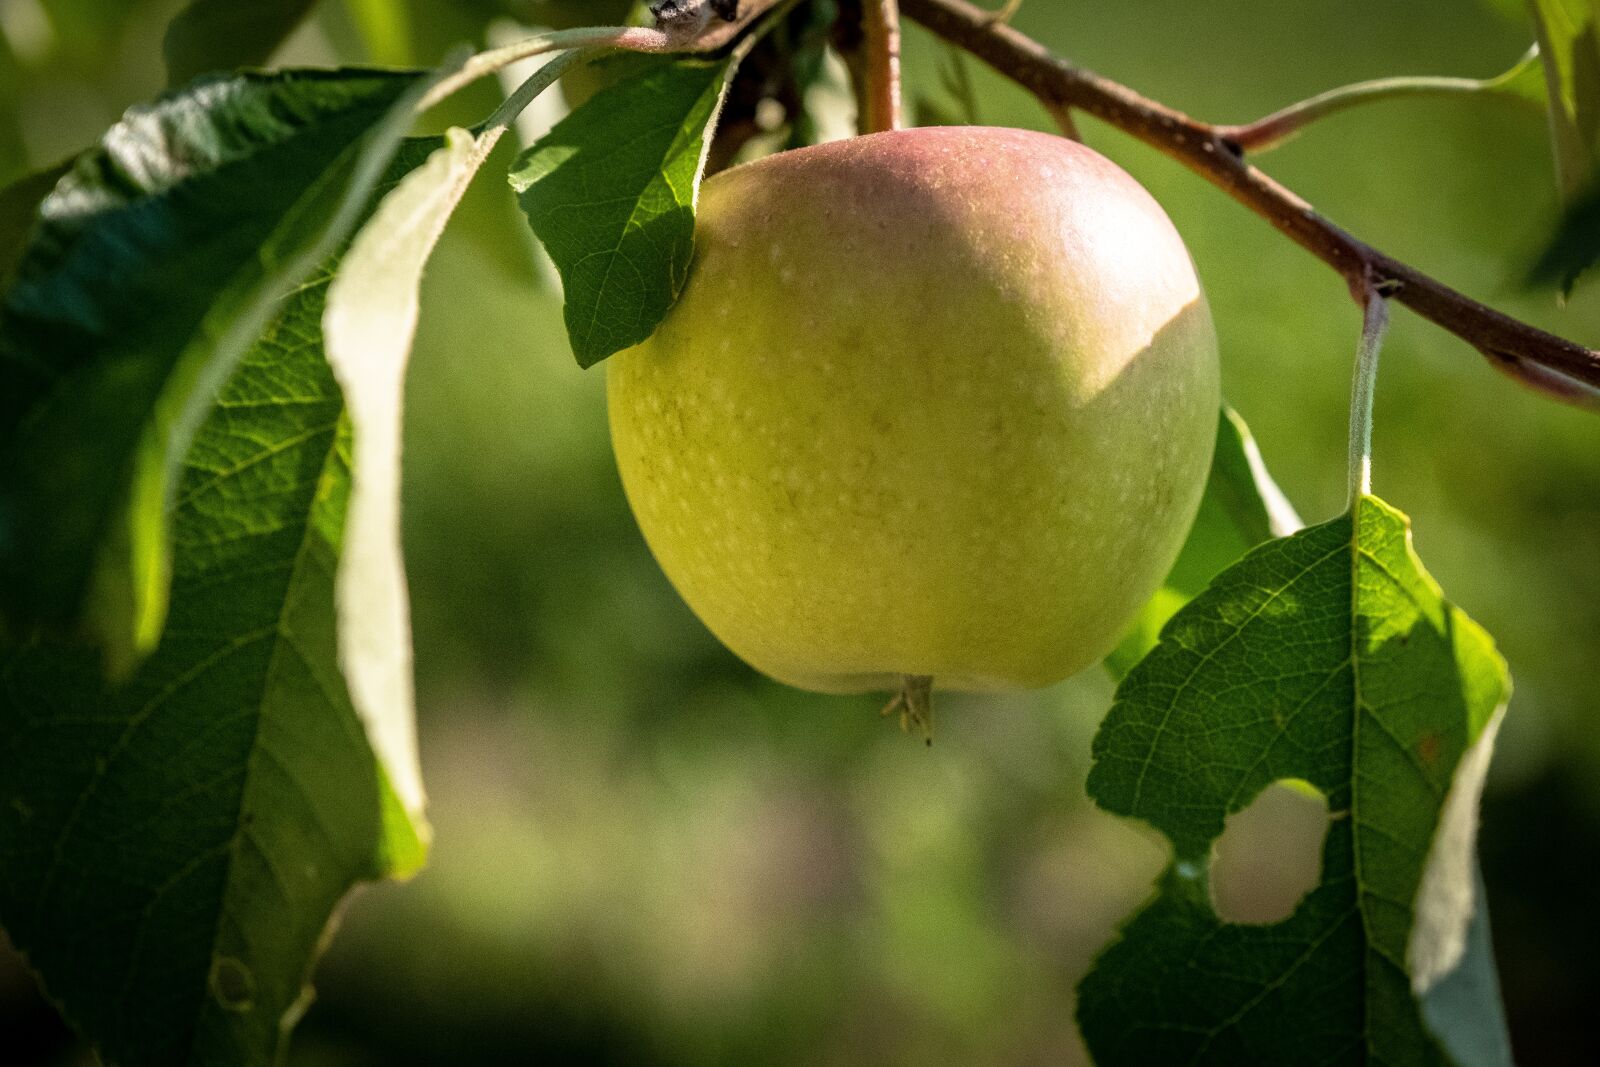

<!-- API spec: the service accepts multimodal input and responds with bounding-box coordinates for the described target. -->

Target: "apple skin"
[607,126,1219,694]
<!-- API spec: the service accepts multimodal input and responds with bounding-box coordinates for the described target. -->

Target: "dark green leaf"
[1528,176,1600,292]
[0,161,70,287]
[1080,495,1512,1066]
[509,56,737,367]
[1528,0,1600,198]
[163,0,320,85]
[0,68,427,673]
[0,139,440,1067]
[1526,2,1600,292]
[1104,406,1300,680]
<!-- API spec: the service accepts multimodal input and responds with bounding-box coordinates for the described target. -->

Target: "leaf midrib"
[182,412,346,1063]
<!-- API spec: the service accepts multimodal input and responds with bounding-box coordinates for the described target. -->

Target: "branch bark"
[690,0,789,52]
[899,0,1600,401]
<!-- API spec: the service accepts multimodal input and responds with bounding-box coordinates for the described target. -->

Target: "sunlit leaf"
[0,68,429,672]
[1080,495,1512,1066]
[323,126,494,834]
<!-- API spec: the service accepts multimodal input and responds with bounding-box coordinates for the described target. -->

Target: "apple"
[607,126,1218,716]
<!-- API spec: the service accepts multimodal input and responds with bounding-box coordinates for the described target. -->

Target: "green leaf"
[1080,495,1512,1066]
[0,139,440,1067]
[1104,406,1301,680]
[344,0,414,67]
[1526,1,1600,290]
[0,67,429,673]
[1528,176,1600,291]
[1482,44,1548,107]
[323,126,496,829]
[509,55,738,368]
[1528,0,1600,198]
[163,0,321,85]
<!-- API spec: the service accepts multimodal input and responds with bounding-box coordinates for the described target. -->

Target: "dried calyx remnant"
[882,676,936,745]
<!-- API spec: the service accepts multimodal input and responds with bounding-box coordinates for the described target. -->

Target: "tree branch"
[899,0,1600,403]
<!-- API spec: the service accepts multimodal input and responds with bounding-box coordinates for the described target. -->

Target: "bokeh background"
[3,1,1598,1064]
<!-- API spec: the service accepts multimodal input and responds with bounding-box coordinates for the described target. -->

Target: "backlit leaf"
[1080,495,1512,1066]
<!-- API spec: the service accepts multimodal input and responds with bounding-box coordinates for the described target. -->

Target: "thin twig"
[419,0,788,113]
[863,0,905,132]
[899,0,1600,403]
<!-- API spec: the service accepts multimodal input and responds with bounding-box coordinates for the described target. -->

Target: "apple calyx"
[881,674,935,745]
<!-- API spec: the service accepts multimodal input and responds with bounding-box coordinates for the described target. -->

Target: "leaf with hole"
[1080,495,1512,1067]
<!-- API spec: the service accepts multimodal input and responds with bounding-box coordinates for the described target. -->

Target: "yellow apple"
[607,126,1218,707]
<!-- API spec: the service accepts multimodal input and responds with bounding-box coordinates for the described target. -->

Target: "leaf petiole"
[1347,290,1390,506]
[1218,45,1542,153]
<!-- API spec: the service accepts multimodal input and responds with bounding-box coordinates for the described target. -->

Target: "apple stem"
[881,675,935,744]
[863,0,905,133]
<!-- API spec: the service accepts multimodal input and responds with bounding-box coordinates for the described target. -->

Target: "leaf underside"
[1080,495,1511,1066]
[0,141,438,1067]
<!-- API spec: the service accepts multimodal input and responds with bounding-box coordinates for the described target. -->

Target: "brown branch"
[899,0,1600,403]
[688,0,787,51]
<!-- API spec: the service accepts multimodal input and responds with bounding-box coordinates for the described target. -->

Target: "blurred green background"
[3,1,1598,1064]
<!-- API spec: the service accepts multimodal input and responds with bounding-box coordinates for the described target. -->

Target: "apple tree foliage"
[0,1,1591,1064]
